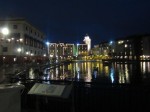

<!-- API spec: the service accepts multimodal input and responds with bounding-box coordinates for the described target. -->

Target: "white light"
[31,53,34,56]
[26,52,29,55]
[50,54,53,57]
[46,42,50,46]
[83,34,91,51]
[20,38,23,42]
[109,41,113,45]
[7,39,11,42]
[17,48,21,52]
[1,28,9,35]
[14,58,17,62]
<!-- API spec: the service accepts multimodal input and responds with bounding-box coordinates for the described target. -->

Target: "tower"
[83,34,91,52]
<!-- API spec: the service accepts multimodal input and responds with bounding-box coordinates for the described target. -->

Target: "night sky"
[0,0,150,46]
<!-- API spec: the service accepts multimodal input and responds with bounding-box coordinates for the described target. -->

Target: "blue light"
[110,68,114,83]
[46,41,50,46]
[109,41,113,45]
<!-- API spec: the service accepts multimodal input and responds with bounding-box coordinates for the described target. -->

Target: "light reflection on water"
[27,61,150,84]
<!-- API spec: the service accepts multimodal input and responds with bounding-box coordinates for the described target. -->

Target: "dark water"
[25,61,150,84]
[14,61,150,112]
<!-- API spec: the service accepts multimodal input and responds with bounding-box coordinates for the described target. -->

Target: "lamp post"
[0,27,9,65]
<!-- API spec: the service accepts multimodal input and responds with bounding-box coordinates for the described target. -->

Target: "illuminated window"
[118,41,124,44]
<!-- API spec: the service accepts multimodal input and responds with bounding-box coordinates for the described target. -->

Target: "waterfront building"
[0,18,47,64]
[99,41,110,56]
[63,44,74,60]
[97,34,150,60]
[77,44,88,59]
[49,43,57,58]
[91,45,100,56]
[48,42,88,60]
[49,43,75,61]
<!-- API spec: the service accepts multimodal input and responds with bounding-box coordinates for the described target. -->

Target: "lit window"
[118,41,124,44]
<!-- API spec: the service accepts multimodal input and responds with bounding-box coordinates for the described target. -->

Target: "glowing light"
[17,48,21,52]
[7,39,11,42]
[43,54,46,57]
[110,68,114,83]
[46,42,50,46]
[83,34,91,52]
[1,28,9,35]
[19,38,23,42]
[13,58,17,62]
[109,41,113,45]
[125,44,127,48]
[118,40,124,44]
[26,52,29,55]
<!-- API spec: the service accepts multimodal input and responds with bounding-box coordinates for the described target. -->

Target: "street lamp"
[1,27,9,35]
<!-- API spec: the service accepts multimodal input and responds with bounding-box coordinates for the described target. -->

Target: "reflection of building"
[0,18,47,64]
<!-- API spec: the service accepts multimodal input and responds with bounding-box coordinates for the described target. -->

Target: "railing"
[10,78,150,112]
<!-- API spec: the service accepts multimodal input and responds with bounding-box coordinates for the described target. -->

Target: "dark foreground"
[15,79,150,112]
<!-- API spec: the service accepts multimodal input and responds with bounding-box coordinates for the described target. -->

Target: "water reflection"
[18,61,150,84]
[141,62,150,79]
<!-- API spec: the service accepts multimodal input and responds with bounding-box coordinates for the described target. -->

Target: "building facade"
[96,34,150,60]
[0,18,47,64]
[48,42,88,61]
